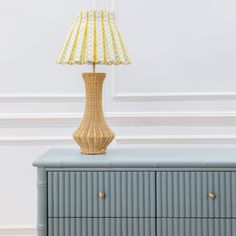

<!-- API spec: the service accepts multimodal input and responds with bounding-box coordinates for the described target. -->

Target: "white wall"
[1,0,236,235]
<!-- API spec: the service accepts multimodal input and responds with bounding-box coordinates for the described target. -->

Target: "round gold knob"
[208,192,216,200]
[98,192,105,199]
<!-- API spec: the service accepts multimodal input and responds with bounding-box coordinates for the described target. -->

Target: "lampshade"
[57,10,131,65]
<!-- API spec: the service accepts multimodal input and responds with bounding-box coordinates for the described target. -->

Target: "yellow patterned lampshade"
[57,10,131,65]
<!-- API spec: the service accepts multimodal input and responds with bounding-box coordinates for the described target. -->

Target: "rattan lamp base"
[73,73,115,154]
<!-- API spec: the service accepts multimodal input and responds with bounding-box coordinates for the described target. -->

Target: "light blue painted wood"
[121,172,127,216]
[87,218,92,236]
[115,172,122,217]
[156,171,162,217]
[167,172,173,217]
[70,172,76,217]
[150,172,155,217]
[58,172,64,217]
[179,171,185,217]
[202,172,208,217]
[47,172,53,218]
[37,168,47,236]
[156,171,236,218]
[71,218,76,236]
[161,172,167,217]
[93,218,99,236]
[59,218,63,236]
[52,172,58,217]
[34,148,236,236]
[196,172,202,217]
[64,172,70,217]
[53,217,58,236]
[133,172,138,217]
[87,172,93,217]
[220,172,226,217]
[127,172,132,217]
[156,219,236,236]
[65,218,69,236]
[233,172,236,217]
[48,218,52,236]
[82,172,87,217]
[33,148,236,168]
[47,171,155,217]
[185,172,191,217]
[82,218,87,236]
[191,172,197,217]
[213,172,220,217]
[173,172,179,217]
[116,218,121,236]
[111,218,115,236]
[208,172,214,217]
[214,218,220,236]
[138,172,144,216]
[98,172,105,217]
[110,171,116,217]
[226,172,231,217]
[75,172,82,217]
[93,172,99,216]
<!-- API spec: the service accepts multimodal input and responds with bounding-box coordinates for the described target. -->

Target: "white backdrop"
[1,0,236,235]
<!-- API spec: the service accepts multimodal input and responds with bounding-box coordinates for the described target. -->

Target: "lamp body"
[73,73,115,154]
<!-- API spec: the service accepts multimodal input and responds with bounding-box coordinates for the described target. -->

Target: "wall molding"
[111,68,236,101]
[112,91,236,101]
[116,135,236,144]
[2,90,236,103]
[0,135,236,145]
[1,111,236,125]
[1,112,236,145]
[0,93,85,102]
[0,136,74,145]
[0,225,35,235]
[1,89,236,103]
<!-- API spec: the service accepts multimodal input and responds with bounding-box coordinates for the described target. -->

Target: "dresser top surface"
[33,148,236,168]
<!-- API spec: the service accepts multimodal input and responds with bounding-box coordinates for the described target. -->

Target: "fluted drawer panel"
[48,218,156,236]
[156,218,236,236]
[156,171,236,218]
[48,171,155,217]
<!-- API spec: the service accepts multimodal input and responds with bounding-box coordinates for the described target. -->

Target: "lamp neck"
[92,62,96,73]
[82,73,106,120]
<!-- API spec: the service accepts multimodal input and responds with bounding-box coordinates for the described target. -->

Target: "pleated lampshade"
[57,10,131,65]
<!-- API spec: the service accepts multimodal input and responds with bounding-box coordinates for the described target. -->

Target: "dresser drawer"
[156,218,236,236]
[48,171,155,217]
[48,218,156,236]
[156,171,236,218]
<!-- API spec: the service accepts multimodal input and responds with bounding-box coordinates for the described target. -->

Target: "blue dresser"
[33,148,236,236]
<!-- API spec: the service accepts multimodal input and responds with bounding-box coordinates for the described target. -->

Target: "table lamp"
[57,10,131,154]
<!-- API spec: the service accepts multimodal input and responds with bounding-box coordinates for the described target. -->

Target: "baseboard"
[0,225,36,236]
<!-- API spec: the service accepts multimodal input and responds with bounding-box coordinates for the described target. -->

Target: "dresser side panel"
[37,168,47,236]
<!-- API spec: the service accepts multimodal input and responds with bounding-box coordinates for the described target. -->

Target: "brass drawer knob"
[208,192,216,200]
[98,191,105,199]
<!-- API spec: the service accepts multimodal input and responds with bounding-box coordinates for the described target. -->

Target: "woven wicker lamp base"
[73,73,115,154]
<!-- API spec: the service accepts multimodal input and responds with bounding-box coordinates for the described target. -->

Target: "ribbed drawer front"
[48,218,156,236]
[156,218,236,236]
[48,171,155,217]
[156,171,236,218]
